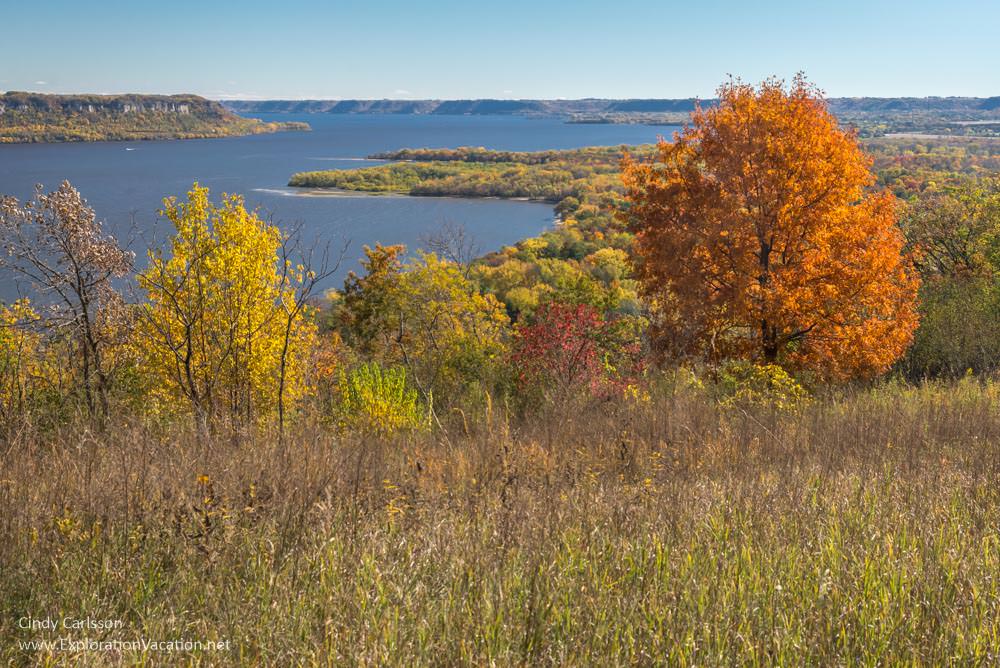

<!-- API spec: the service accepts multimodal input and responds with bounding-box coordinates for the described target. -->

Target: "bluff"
[0,92,308,143]
[223,97,1000,117]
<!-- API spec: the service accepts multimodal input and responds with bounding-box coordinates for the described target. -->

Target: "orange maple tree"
[622,75,919,380]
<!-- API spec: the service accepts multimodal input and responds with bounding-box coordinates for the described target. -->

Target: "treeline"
[870,137,1000,194]
[0,179,648,440]
[6,100,1000,440]
[288,160,617,202]
[0,92,309,143]
[368,145,639,165]
[293,132,1000,382]
[288,148,637,321]
[868,137,1000,374]
[283,144,638,327]
[224,96,1000,116]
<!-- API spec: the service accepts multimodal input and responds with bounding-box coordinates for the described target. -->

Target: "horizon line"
[3,91,999,102]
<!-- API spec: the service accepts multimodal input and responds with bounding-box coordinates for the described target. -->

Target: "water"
[0,113,674,299]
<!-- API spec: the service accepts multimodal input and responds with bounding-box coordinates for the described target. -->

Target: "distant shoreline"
[261,186,547,204]
[0,92,310,144]
[221,96,1000,117]
[880,132,1000,141]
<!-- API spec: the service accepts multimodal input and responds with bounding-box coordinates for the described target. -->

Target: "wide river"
[0,113,676,297]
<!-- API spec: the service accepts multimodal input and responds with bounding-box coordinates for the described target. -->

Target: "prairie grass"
[2,378,1000,665]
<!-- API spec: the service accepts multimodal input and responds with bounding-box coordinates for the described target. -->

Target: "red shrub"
[512,302,643,404]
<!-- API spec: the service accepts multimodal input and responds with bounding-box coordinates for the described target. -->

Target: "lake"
[0,113,676,299]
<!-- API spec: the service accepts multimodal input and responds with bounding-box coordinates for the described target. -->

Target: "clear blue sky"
[2,0,997,100]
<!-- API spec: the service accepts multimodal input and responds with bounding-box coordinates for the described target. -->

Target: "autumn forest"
[4,76,1000,665]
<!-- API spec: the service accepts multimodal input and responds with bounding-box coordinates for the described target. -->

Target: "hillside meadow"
[4,77,1000,665]
[3,379,1000,665]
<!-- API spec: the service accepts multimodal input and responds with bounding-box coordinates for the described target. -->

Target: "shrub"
[336,247,509,409]
[900,180,1000,377]
[904,277,1000,377]
[512,302,643,410]
[336,362,427,436]
[714,360,808,410]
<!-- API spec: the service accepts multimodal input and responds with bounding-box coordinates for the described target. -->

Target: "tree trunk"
[758,237,776,364]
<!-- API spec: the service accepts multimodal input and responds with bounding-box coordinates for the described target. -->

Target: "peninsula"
[0,92,309,143]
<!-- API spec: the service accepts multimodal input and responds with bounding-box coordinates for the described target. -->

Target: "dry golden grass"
[2,378,1000,665]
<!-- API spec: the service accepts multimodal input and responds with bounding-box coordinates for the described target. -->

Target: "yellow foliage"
[337,362,428,436]
[340,246,509,402]
[716,361,809,411]
[0,300,41,420]
[136,184,317,422]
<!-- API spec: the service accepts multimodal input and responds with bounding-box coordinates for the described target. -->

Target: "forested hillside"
[0,92,309,143]
[7,77,1000,665]
[226,96,1000,115]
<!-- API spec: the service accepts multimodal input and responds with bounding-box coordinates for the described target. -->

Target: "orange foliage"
[622,75,920,380]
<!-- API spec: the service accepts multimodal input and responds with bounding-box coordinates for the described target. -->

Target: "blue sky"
[2,0,997,100]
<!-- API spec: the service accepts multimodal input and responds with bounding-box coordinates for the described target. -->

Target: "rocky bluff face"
[0,93,223,118]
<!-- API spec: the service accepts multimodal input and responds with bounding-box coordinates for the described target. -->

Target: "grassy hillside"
[8,82,1000,664]
[0,92,309,143]
[3,381,1000,665]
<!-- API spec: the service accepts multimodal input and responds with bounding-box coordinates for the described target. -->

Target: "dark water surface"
[0,113,674,297]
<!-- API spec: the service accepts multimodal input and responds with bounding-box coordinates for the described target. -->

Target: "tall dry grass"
[2,378,1000,665]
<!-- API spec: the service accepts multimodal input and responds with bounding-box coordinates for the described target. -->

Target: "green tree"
[336,245,509,410]
[903,179,1000,376]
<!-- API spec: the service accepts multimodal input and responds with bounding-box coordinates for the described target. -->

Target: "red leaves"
[512,302,643,403]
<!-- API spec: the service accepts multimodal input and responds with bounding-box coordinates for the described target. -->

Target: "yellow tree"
[623,76,920,380]
[137,184,317,426]
[0,300,41,428]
